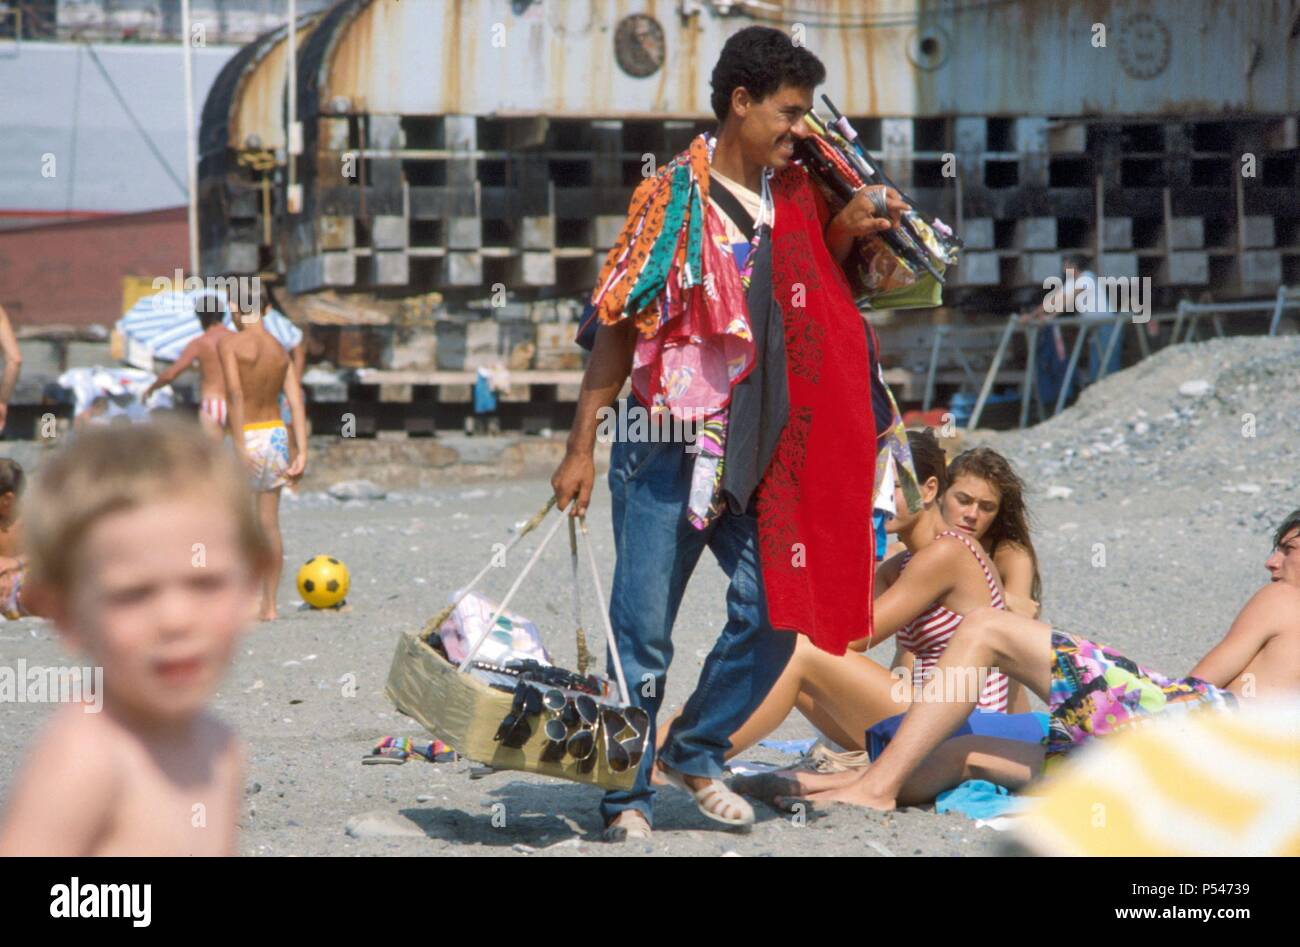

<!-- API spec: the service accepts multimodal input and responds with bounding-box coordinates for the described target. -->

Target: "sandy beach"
[1,336,1296,857]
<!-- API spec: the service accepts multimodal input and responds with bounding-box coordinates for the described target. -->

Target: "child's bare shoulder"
[0,707,124,855]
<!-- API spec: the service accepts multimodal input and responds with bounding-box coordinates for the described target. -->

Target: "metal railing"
[1171,286,1300,343]
[958,285,1298,431]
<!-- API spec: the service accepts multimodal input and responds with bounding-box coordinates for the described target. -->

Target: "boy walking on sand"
[219,294,308,621]
[0,421,272,855]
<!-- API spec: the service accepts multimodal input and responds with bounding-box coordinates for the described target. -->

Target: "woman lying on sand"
[737,509,1300,811]
[658,433,1042,763]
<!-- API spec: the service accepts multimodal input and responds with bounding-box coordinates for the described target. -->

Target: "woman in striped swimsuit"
[664,429,1028,762]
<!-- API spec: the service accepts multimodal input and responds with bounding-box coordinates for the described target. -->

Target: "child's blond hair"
[25,420,270,591]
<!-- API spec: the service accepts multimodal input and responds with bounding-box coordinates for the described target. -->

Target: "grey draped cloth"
[719,228,789,517]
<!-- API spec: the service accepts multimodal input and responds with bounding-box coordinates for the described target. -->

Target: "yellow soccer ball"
[297,555,350,609]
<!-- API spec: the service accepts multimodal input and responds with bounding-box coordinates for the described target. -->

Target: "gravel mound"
[977,336,1300,530]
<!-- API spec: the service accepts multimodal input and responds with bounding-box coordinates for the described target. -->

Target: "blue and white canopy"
[117,289,304,369]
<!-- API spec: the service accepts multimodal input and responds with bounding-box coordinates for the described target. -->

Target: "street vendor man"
[552,26,915,842]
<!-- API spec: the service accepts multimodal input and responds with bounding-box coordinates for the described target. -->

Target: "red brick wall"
[0,207,189,329]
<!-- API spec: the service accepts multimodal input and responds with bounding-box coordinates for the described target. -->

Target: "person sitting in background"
[925,446,1042,713]
[0,304,23,436]
[766,509,1300,811]
[0,458,30,619]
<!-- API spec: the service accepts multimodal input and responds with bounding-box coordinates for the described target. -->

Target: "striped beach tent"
[116,289,304,369]
[1013,700,1300,856]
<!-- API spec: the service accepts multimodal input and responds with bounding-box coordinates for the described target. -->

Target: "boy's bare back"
[191,327,235,401]
[220,328,288,424]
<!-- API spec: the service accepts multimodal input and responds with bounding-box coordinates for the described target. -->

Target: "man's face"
[729,83,815,170]
[1265,527,1300,587]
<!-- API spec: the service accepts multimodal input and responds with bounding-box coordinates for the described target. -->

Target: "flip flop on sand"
[657,762,754,828]
[603,809,652,842]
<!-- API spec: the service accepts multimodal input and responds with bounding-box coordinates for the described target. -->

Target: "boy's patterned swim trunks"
[1047,631,1235,764]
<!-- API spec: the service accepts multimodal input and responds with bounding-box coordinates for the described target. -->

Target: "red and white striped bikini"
[896,530,1009,713]
[200,397,228,429]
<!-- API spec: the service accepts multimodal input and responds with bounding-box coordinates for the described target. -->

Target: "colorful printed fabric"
[1047,630,1236,761]
[242,420,291,492]
[687,414,728,528]
[873,366,922,515]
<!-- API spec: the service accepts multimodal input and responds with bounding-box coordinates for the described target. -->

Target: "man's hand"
[829,185,908,239]
[552,450,596,519]
[0,402,7,434]
[286,451,306,481]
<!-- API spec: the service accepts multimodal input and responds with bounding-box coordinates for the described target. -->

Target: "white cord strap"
[456,511,566,672]
[580,517,631,705]
[422,496,555,640]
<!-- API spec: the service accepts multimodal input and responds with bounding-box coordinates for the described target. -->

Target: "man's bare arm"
[143,339,201,396]
[550,320,637,517]
[218,340,250,462]
[281,362,308,479]
[1188,584,1286,688]
[0,305,22,429]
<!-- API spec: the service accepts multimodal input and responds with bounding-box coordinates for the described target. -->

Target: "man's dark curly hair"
[710,26,826,124]
[1274,509,1300,550]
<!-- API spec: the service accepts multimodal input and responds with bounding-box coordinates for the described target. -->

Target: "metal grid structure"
[194,0,1300,312]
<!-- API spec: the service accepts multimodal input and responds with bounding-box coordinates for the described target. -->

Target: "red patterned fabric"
[756,165,876,655]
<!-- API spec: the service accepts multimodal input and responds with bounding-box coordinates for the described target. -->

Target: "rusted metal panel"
[307,0,1296,119]
[231,20,320,152]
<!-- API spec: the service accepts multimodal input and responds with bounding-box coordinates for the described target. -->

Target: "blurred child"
[0,421,271,855]
[0,458,28,619]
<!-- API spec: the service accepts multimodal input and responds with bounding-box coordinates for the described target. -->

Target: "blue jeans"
[599,414,796,827]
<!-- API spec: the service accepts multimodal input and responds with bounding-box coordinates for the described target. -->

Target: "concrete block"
[595,215,626,248]
[954,252,1000,286]
[962,219,994,250]
[952,117,987,154]
[1161,251,1209,285]
[445,252,482,287]
[1015,252,1063,286]
[1014,218,1057,250]
[372,251,409,286]
[1168,217,1204,249]
[447,217,482,250]
[518,217,554,250]
[1102,218,1133,250]
[1240,251,1282,286]
[1098,252,1139,279]
[366,114,405,150]
[1242,216,1276,249]
[1014,117,1049,153]
[318,216,355,251]
[1047,121,1087,153]
[519,251,555,286]
[436,320,499,370]
[372,215,408,250]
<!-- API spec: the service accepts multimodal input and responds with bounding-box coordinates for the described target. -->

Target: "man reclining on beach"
[738,508,1300,810]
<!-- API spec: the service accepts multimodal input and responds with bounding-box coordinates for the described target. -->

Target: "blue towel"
[935,779,1027,820]
[757,738,817,756]
[866,710,1048,762]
